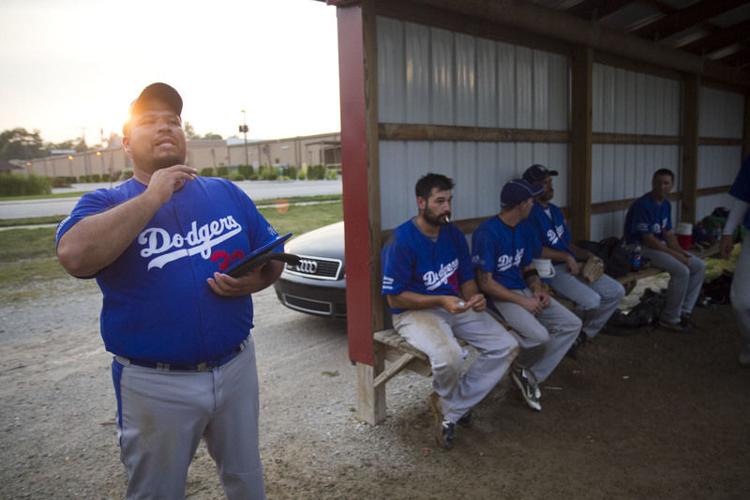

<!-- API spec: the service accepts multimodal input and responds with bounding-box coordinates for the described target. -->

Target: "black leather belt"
[116,340,246,372]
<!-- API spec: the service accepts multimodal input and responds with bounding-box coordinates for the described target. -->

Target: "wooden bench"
[365,242,721,423]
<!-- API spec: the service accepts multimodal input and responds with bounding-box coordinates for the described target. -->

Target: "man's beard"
[424,208,451,226]
[152,153,185,170]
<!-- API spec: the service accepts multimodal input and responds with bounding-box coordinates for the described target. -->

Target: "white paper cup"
[532,258,556,278]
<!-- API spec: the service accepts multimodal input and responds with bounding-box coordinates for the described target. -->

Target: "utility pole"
[239,109,249,167]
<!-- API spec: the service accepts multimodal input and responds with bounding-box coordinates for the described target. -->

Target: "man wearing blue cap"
[56,83,280,499]
[523,164,625,353]
[473,179,581,412]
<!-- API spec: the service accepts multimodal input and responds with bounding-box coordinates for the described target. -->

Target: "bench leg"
[355,345,386,425]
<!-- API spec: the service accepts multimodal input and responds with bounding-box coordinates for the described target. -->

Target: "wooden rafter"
[633,0,750,40]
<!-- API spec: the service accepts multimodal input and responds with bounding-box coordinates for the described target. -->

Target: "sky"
[0,0,341,145]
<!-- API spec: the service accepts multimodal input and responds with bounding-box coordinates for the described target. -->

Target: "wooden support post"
[681,74,700,224]
[356,344,386,425]
[336,0,386,425]
[570,46,593,242]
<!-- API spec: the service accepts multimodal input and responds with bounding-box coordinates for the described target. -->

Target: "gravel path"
[1,275,748,499]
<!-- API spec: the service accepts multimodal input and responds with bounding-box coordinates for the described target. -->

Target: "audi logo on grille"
[295,259,318,274]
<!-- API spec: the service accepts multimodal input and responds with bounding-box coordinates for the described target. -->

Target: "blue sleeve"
[562,221,572,246]
[452,228,474,285]
[665,202,672,232]
[629,201,652,236]
[522,225,541,265]
[559,209,572,246]
[527,209,545,242]
[55,189,114,246]
[381,238,413,296]
[471,229,496,273]
[729,157,750,203]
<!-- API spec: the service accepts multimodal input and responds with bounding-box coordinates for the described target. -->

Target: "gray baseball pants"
[112,337,264,500]
[549,264,625,338]
[641,248,706,324]
[492,289,581,384]
[392,308,519,423]
[732,233,750,360]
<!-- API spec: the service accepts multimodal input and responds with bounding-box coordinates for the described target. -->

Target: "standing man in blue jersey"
[523,164,625,354]
[56,83,282,499]
[624,168,706,332]
[382,173,518,450]
[473,179,581,412]
[720,156,750,367]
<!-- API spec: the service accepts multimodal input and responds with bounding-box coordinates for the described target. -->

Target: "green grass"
[0,215,66,227]
[260,201,342,236]
[255,194,341,206]
[0,227,57,262]
[0,191,89,201]
[0,202,343,291]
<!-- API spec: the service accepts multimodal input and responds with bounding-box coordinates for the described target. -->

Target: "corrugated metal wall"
[377,17,569,230]
[590,63,682,241]
[379,141,568,229]
[696,87,744,219]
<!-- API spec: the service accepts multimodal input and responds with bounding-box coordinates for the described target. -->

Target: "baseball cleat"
[511,366,542,412]
[429,393,455,449]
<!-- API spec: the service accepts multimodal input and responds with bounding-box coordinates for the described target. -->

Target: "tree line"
[0,122,223,161]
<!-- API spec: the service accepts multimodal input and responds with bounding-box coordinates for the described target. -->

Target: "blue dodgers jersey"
[729,156,750,230]
[471,217,541,290]
[55,177,279,365]
[528,202,572,256]
[381,220,474,314]
[624,193,672,244]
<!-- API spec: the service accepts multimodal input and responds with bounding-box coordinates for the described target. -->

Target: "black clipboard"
[225,232,298,277]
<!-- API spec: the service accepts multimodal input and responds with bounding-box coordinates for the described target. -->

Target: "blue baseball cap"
[500,179,545,208]
[522,164,558,184]
[123,82,183,135]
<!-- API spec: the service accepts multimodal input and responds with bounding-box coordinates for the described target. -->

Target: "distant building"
[24,132,341,180]
[0,159,24,175]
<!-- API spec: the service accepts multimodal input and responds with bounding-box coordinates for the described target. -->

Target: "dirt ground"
[1,275,748,499]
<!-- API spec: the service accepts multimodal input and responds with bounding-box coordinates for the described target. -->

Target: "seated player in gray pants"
[624,168,706,332]
[720,156,750,367]
[472,179,581,412]
[523,164,625,354]
[382,173,519,449]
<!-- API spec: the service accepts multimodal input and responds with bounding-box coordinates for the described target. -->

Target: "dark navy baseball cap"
[123,82,183,135]
[500,179,544,208]
[522,164,558,184]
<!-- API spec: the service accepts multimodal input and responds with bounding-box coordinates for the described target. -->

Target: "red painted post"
[337,4,375,366]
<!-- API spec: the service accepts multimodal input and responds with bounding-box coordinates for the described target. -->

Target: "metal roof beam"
[681,19,750,55]
[716,46,750,68]
[633,0,750,40]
